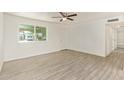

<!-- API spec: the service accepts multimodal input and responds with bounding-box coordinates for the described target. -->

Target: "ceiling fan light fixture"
[52,12,77,22]
[63,17,67,21]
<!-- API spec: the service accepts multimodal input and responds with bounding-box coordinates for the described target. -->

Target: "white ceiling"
[6,12,124,24]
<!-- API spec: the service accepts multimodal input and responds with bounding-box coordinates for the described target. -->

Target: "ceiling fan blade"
[51,16,62,18]
[67,14,77,17]
[59,12,65,17]
[67,18,74,21]
[60,19,63,22]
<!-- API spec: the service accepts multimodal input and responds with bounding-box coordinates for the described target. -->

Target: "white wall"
[4,13,123,62]
[105,24,114,56]
[4,14,67,61]
[0,13,4,71]
[67,20,106,57]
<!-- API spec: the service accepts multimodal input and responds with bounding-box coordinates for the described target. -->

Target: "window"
[19,24,46,42]
[19,24,34,41]
[36,26,46,41]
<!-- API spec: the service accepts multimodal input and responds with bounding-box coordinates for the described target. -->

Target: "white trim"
[0,13,4,72]
[4,49,62,62]
[0,62,3,72]
[18,24,47,43]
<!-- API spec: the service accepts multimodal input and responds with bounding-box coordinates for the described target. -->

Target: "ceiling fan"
[52,12,77,22]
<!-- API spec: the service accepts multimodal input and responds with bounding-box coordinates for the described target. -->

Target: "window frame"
[18,24,47,43]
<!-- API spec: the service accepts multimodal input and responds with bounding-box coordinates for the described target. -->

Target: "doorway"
[117,27,124,48]
[106,22,124,56]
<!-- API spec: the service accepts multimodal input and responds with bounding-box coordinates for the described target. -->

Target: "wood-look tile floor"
[0,49,124,80]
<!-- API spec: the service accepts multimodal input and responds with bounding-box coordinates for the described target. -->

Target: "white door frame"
[105,24,117,56]
[0,12,4,72]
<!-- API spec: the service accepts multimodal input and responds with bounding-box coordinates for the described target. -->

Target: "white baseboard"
[4,48,106,62]
[4,49,63,62]
[67,48,106,57]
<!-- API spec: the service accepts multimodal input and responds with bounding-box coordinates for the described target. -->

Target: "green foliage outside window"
[19,24,46,42]
[36,26,46,41]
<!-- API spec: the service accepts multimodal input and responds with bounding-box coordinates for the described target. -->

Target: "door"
[112,28,117,50]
